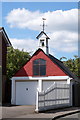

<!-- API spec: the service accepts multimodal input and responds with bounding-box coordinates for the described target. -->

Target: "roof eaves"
[0,27,12,46]
[36,31,50,39]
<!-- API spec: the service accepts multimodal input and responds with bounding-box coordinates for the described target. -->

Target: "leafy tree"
[7,47,31,80]
[62,56,80,79]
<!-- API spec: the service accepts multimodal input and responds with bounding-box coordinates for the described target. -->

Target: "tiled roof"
[49,54,78,80]
[34,48,79,82]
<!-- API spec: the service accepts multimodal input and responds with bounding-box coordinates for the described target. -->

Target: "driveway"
[2,105,54,119]
[0,106,2,119]
[1,105,80,120]
[57,113,80,120]
[2,105,35,118]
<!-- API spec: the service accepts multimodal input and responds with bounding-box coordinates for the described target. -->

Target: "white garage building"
[11,30,77,110]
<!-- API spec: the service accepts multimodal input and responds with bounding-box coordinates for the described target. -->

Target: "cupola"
[36,18,50,55]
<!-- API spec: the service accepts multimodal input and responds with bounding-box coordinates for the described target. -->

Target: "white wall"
[11,76,71,105]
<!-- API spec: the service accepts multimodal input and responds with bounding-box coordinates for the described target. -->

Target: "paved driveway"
[2,105,35,118]
[0,106,2,119]
[2,105,54,119]
[1,105,80,120]
[58,113,80,120]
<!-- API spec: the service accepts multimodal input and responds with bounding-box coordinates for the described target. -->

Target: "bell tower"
[36,18,50,55]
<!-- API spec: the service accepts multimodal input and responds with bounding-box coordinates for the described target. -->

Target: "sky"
[1,0,79,2]
[1,2,78,60]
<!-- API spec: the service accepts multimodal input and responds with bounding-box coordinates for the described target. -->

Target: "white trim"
[0,29,11,46]
[38,79,42,92]
[0,30,3,32]
[11,80,16,104]
[35,89,39,112]
[67,77,73,84]
[11,76,70,81]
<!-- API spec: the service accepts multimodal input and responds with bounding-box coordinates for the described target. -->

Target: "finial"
[41,18,47,32]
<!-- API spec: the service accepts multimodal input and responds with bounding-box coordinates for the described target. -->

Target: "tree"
[63,56,80,79]
[7,47,31,80]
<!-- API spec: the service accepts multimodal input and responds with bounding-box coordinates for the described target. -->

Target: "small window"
[33,59,46,76]
[40,39,45,47]
[42,41,44,46]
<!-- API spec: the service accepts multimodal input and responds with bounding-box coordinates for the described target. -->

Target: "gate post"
[70,82,73,106]
[35,89,39,112]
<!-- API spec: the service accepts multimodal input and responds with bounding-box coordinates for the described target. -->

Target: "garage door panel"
[43,81,54,91]
[43,81,67,91]
[16,81,38,105]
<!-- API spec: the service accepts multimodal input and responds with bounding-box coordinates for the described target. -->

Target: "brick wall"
[2,36,7,103]
[0,32,2,67]
[2,36,7,75]
[0,32,2,105]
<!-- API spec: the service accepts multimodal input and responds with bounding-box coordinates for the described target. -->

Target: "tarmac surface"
[0,106,2,119]
[1,105,80,120]
[57,113,80,120]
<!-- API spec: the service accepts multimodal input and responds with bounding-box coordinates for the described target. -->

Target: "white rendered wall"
[11,76,71,105]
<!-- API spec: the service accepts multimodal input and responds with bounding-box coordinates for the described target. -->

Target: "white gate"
[36,83,72,112]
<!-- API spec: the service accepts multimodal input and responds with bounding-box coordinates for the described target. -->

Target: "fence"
[36,83,72,112]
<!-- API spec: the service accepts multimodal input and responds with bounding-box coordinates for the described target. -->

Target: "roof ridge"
[36,31,50,39]
[49,54,63,63]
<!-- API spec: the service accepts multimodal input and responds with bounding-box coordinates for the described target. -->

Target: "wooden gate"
[36,83,72,112]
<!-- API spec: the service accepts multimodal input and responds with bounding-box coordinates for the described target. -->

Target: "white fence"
[36,83,72,112]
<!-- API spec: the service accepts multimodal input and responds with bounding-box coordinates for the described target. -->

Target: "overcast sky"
[2,2,78,59]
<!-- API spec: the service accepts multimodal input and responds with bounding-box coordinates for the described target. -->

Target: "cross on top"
[41,18,47,32]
